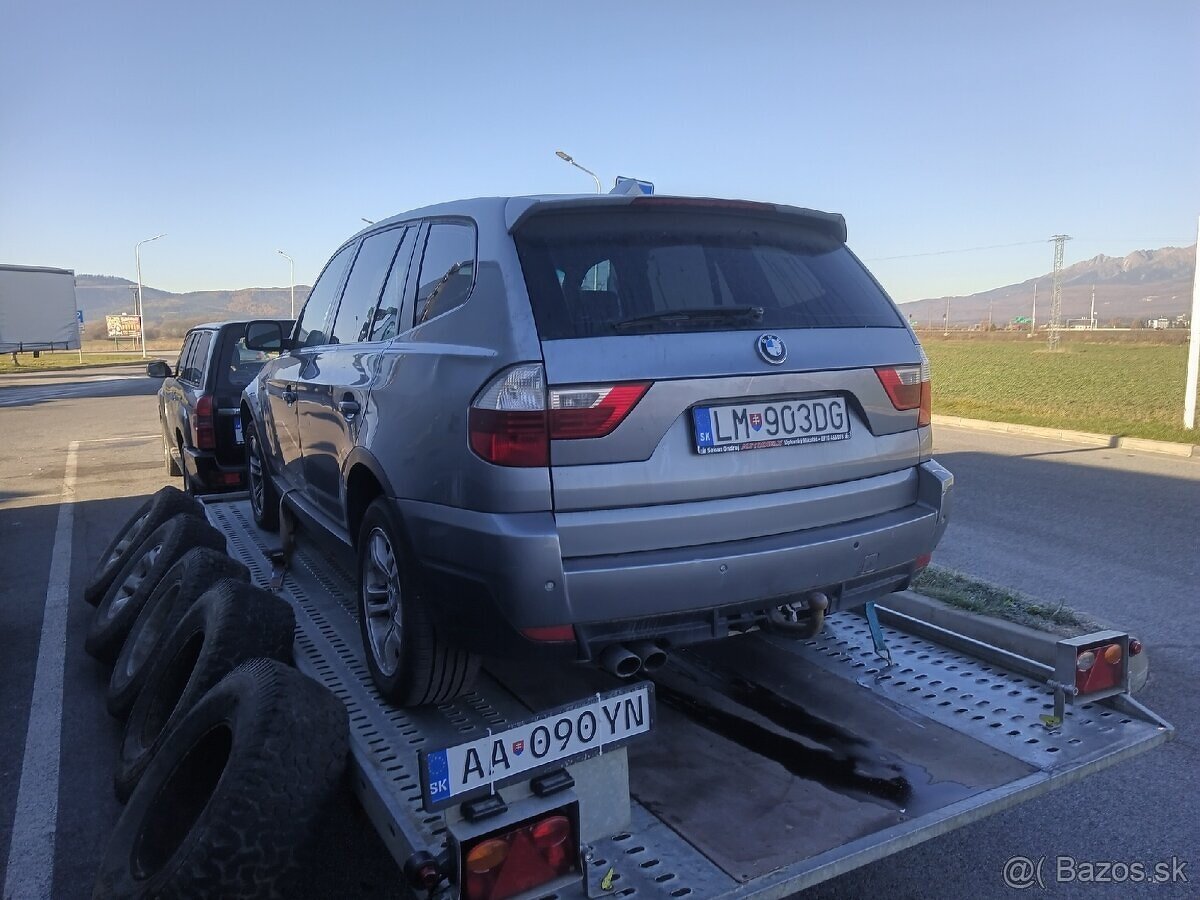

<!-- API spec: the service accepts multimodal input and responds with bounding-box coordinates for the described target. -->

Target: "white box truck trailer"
[0,264,81,353]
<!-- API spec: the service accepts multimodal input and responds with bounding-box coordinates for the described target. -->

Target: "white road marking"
[3,441,78,900]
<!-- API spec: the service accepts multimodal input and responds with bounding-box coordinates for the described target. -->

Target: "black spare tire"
[93,659,349,900]
[85,514,226,665]
[83,486,202,606]
[115,580,296,801]
[107,548,250,720]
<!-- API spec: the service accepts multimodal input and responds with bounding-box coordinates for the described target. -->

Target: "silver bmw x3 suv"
[242,194,953,706]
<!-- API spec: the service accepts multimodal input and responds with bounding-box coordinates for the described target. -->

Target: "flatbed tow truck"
[202,495,1171,898]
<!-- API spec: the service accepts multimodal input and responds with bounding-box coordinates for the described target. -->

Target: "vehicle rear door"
[512,203,926,552]
[211,322,289,469]
[160,330,197,447]
[266,242,356,491]
[298,226,413,523]
[177,329,213,450]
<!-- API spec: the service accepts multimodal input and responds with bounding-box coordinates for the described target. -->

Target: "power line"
[863,240,1046,262]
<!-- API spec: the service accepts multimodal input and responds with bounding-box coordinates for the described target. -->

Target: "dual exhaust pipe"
[599,641,667,679]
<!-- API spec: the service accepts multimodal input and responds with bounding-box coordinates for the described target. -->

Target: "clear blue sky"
[2,1,1196,301]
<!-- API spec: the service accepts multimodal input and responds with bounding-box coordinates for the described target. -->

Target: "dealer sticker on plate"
[418,683,654,811]
[692,396,850,454]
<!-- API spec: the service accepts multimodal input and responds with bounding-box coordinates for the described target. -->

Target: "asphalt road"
[0,368,1194,899]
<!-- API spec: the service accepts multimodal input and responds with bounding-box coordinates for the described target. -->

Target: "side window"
[370,228,418,341]
[176,333,196,378]
[296,243,356,347]
[183,331,212,383]
[330,229,406,345]
[413,222,477,325]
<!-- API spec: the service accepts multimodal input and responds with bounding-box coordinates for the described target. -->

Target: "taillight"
[875,354,931,427]
[469,365,649,467]
[548,383,649,438]
[461,810,579,900]
[192,395,216,449]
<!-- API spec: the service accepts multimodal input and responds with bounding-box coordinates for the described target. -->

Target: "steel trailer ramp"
[205,499,1171,899]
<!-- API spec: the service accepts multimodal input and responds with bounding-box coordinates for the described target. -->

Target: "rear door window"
[371,227,419,341]
[331,228,407,344]
[182,330,212,384]
[514,209,903,338]
[296,242,356,347]
[176,332,197,379]
[413,222,477,325]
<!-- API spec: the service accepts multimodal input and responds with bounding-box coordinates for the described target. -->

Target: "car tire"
[177,436,200,496]
[106,549,250,720]
[115,581,296,801]
[82,486,201,607]
[247,424,279,532]
[356,498,479,707]
[93,659,348,900]
[85,514,227,665]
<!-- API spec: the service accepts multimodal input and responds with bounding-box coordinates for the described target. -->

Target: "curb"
[931,414,1196,458]
[874,590,1149,694]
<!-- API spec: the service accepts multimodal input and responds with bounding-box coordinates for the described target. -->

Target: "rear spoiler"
[505,195,848,243]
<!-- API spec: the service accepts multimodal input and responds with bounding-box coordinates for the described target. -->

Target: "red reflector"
[221,472,241,485]
[468,409,549,467]
[520,625,576,643]
[1075,642,1124,695]
[919,379,932,428]
[549,383,649,439]
[914,552,932,571]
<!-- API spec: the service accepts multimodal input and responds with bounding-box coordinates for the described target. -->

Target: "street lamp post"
[277,250,295,318]
[135,233,166,359]
[555,150,602,193]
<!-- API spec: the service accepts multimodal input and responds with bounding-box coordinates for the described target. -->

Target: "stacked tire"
[80,486,349,899]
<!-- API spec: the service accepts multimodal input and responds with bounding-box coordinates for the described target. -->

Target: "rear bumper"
[182,445,247,493]
[401,460,953,657]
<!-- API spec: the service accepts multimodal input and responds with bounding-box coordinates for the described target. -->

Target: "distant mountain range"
[75,274,311,330]
[899,245,1196,327]
[76,242,1195,333]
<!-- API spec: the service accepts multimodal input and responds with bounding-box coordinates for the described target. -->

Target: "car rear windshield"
[514,209,903,339]
[216,325,276,392]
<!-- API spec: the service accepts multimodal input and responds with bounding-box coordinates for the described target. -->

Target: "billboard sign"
[106,314,142,338]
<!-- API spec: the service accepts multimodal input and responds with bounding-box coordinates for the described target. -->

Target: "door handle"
[337,398,361,418]
[283,389,297,405]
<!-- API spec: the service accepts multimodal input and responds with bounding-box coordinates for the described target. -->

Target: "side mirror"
[245,320,287,352]
[147,359,172,378]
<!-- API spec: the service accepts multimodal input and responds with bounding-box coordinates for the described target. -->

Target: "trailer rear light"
[521,625,576,643]
[192,395,216,449]
[876,356,931,427]
[460,808,579,900]
[470,365,649,466]
[1075,641,1125,695]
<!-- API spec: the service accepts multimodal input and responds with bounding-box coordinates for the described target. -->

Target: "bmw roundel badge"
[756,333,787,365]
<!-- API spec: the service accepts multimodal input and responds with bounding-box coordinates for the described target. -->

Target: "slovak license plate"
[692,397,850,454]
[418,683,654,811]
[233,418,244,444]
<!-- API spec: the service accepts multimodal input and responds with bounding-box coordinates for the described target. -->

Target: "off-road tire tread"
[93,659,349,899]
[106,551,250,719]
[115,583,296,800]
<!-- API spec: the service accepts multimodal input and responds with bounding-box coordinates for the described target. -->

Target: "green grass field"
[0,352,154,374]
[924,340,1198,445]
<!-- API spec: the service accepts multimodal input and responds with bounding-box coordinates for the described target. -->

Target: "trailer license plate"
[692,396,849,454]
[418,683,654,811]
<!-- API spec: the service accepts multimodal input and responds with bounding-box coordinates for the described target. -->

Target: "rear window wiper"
[612,306,764,333]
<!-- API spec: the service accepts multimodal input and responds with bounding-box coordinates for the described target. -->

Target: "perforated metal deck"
[205,498,1170,899]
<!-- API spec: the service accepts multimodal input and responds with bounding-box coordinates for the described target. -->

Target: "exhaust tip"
[628,640,668,673]
[599,644,642,679]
